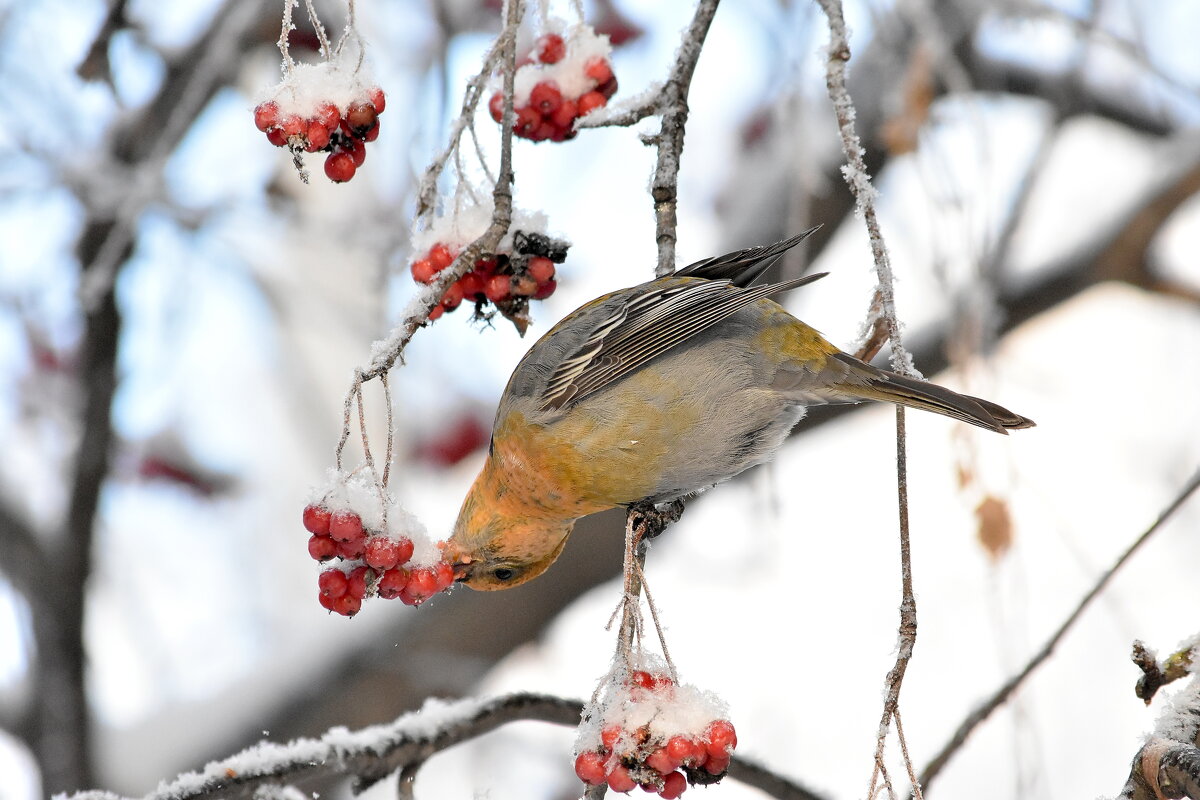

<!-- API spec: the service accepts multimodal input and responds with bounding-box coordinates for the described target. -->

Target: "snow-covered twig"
[648,0,721,276]
[918,467,1200,795]
[813,2,920,797]
[62,691,829,800]
[333,0,523,468]
[1135,639,1199,705]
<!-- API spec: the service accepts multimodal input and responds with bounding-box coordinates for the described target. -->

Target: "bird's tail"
[833,354,1035,434]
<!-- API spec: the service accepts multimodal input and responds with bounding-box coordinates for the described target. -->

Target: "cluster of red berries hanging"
[574,666,738,797]
[303,471,454,616]
[253,63,386,184]
[488,24,617,143]
[411,218,569,333]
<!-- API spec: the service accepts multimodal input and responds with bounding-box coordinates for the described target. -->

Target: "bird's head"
[444,481,575,591]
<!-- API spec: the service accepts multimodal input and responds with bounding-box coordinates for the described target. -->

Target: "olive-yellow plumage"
[446,233,1034,590]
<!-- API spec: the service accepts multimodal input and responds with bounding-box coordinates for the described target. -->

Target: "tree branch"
[65,692,829,800]
[919,466,1200,793]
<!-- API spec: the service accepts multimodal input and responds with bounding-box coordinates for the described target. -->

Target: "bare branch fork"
[813,1,921,797]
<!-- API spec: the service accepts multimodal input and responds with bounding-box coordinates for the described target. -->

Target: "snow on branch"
[61,691,829,800]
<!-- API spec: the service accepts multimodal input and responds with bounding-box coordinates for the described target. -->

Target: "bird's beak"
[440,540,473,582]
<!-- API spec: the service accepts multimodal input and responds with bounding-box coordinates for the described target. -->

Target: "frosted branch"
[814,1,919,796]
[63,691,828,800]
[918,467,1200,795]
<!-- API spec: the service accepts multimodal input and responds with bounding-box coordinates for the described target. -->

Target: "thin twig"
[649,0,722,275]
[814,2,920,796]
[918,466,1200,793]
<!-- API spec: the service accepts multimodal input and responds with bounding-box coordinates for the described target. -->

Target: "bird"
[445,231,1034,590]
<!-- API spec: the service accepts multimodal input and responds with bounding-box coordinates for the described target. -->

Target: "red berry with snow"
[536,33,566,64]
[411,259,437,284]
[328,510,364,543]
[324,151,357,183]
[607,765,637,793]
[363,536,403,570]
[574,751,608,785]
[303,504,331,535]
[377,567,410,599]
[530,81,563,115]
[659,771,687,799]
[254,102,279,132]
[704,720,737,759]
[585,57,613,85]
[666,735,705,766]
[307,534,337,561]
[346,565,372,599]
[485,273,512,303]
[428,243,455,270]
[305,120,331,152]
[577,91,607,116]
[318,569,349,598]
[369,86,386,114]
[646,747,680,775]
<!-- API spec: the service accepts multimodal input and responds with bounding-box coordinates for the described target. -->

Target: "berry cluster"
[253,86,386,183]
[574,670,738,797]
[488,27,618,143]
[303,502,453,616]
[410,230,569,329]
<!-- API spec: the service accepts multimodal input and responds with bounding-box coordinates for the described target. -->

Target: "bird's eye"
[492,567,516,582]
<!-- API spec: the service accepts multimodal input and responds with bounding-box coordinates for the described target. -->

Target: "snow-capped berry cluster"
[411,206,569,332]
[411,241,561,321]
[303,470,454,616]
[574,665,738,797]
[253,62,386,183]
[487,24,617,142]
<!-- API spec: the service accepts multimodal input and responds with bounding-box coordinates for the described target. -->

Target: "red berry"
[659,771,687,799]
[324,151,356,182]
[630,670,656,690]
[377,567,409,598]
[532,278,557,300]
[536,33,565,64]
[395,537,415,565]
[369,86,386,114]
[666,735,704,765]
[329,510,364,543]
[406,568,442,601]
[574,751,608,785]
[411,259,437,284]
[254,102,279,132]
[577,91,607,116]
[428,243,454,270]
[303,504,331,535]
[433,561,455,589]
[484,273,512,302]
[514,106,541,137]
[318,590,337,611]
[645,747,680,775]
[597,74,619,100]
[585,57,613,85]
[318,569,349,598]
[280,115,306,139]
[345,137,367,166]
[305,119,331,152]
[363,121,380,142]
[347,565,373,599]
[531,121,557,142]
[551,98,578,129]
[332,593,362,617]
[266,126,288,147]
[704,755,729,775]
[457,271,485,299]
[488,91,505,123]
[529,81,563,115]
[317,102,341,131]
[336,537,365,560]
[307,534,337,561]
[441,281,464,311]
[511,274,538,296]
[600,724,622,752]
[527,256,555,283]
[474,257,498,275]
[345,101,378,135]
[426,305,444,322]
[704,720,737,758]
[364,537,402,569]
[607,765,637,793]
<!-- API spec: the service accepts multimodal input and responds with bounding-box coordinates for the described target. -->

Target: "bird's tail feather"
[848,367,1035,434]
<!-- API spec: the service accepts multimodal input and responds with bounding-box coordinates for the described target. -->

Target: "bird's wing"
[539,272,827,412]
[673,227,819,286]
